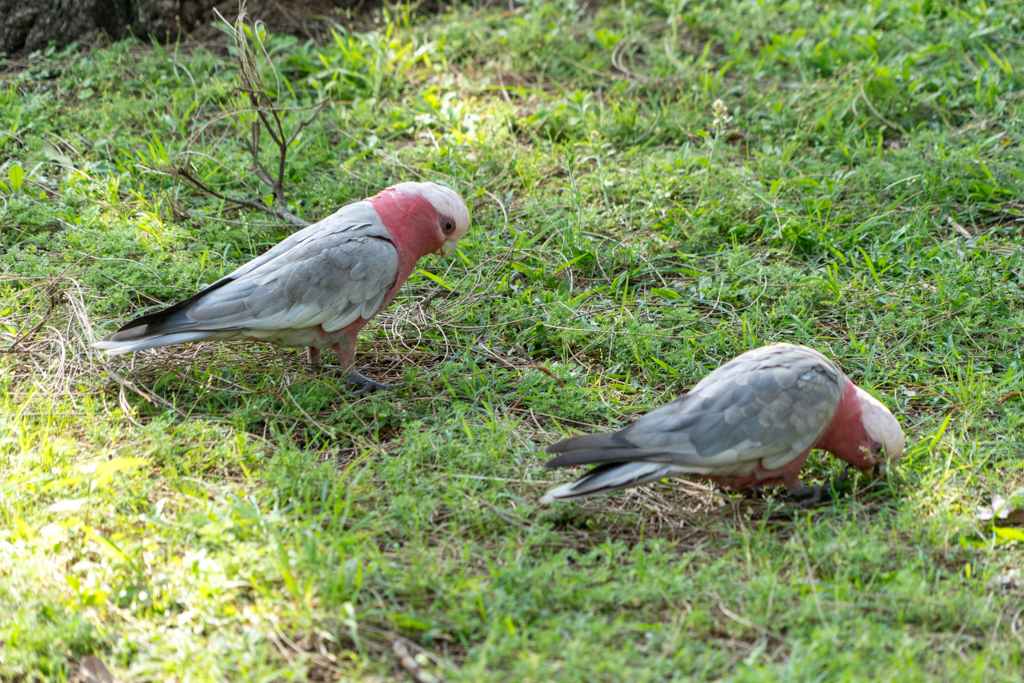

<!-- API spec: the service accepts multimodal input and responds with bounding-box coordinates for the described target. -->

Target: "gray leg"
[326,341,399,394]
[307,346,322,368]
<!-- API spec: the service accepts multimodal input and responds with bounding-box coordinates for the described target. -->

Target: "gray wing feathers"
[165,206,397,333]
[546,344,845,474]
[184,236,397,332]
[223,202,386,280]
[96,201,398,354]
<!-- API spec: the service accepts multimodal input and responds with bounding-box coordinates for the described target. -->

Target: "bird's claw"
[306,362,399,394]
[789,467,852,508]
[346,369,398,396]
[789,484,828,508]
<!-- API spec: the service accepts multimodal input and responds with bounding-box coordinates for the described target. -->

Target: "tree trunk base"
[0,0,364,57]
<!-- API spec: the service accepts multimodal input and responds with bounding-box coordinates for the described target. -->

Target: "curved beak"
[437,239,458,258]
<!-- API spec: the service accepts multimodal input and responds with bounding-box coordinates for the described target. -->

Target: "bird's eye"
[871,442,883,455]
[443,220,454,233]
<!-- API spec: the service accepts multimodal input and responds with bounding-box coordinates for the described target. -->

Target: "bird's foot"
[304,359,399,395]
[789,484,828,508]
[789,467,852,509]
[346,368,399,396]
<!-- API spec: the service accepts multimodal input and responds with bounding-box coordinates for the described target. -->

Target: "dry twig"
[79,655,115,683]
[175,4,326,228]
[393,640,442,683]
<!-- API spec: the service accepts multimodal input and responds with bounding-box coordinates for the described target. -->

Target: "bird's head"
[853,385,905,465]
[367,181,470,259]
[823,382,905,470]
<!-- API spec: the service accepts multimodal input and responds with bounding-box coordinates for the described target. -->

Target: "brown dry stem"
[174,3,326,228]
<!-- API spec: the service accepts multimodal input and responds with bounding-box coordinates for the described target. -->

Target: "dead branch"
[174,3,327,228]
[1,285,60,353]
[175,162,309,227]
[393,640,443,683]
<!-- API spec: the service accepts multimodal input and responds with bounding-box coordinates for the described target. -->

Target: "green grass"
[2,0,1024,680]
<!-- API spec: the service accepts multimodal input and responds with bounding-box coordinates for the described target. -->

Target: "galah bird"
[95,181,470,393]
[540,343,905,506]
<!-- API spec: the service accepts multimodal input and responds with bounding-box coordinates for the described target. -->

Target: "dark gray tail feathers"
[539,461,676,504]
[93,278,236,355]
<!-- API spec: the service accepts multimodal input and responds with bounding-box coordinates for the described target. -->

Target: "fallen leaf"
[974,495,1010,521]
[973,495,1024,524]
[48,498,89,513]
[40,139,74,167]
[1006,509,1024,525]
[993,526,1024,542]
[80,655,114,683]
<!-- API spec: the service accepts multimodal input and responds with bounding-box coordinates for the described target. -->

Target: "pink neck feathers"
[367,189,444,265]
[814,380,874,468]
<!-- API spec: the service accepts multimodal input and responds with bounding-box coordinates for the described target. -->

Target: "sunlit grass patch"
[2,0,1024,679]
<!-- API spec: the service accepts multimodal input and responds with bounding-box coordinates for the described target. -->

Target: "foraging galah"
[540,343,905,505]
[95,182,470,393]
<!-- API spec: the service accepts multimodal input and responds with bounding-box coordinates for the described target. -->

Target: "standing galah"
[540,343,905,506]
[95,181,470,393]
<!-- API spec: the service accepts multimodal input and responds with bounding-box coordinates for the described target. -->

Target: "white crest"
[855,387,905,460]
[391,181,470,242]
